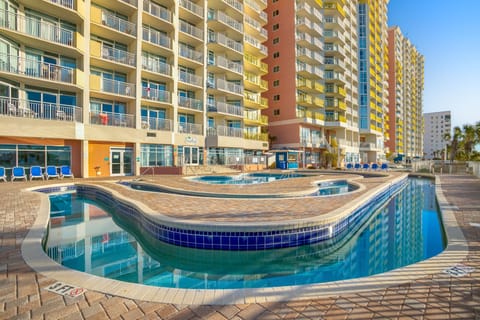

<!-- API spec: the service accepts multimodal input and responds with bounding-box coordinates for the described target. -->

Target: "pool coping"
[21,175,469,305]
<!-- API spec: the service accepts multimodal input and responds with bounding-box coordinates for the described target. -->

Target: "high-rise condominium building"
[0,0,269,178]
[387,26,424,161]
[358,0,389,163]
[264,0,388,167]
[423,111,451,160]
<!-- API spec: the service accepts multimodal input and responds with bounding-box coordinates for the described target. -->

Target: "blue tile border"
[37,177,408,251]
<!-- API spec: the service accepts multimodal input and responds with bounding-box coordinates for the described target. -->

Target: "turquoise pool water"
[190,172,305,184]
[45,178,445,289]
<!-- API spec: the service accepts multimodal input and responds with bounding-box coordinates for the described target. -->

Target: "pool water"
[45,178,445,289]
[190,172,305,184]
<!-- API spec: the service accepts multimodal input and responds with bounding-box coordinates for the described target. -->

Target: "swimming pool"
[190,172,305,184]
[44,178,445,289]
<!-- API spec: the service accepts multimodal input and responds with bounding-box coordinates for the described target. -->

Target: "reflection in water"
[45,179,445,289]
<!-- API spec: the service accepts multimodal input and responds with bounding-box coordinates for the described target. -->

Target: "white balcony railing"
[101,78,135,97]
[101,45,136,66]
[178,96,203,111]
[178,71,203,86]
[141,116,172,131]
[101,10,136,36]
[179,0,204,17]
[141,87,171,103]
[0,97,82,122]
[207,101,243,117]
[141,56,171,76]
[207,125,243,138]
[178,122,202,135]
[90,111,135,128]
[142,27,171,49]
[143,0,171,22]
[208,32,243,53]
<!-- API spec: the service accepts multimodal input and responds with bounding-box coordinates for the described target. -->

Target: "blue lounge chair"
[45,166,60,180]
[0,167,6,182]
[354,163,361,170]
[29,166,44,181]
[362,163,370,171]
[60,165,74,179]
[11,166,27,182]
[371,163,379,170]
[346,163,353,170]
[381,163,389,171]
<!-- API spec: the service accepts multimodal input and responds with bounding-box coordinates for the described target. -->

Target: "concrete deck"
[1,172,479,319]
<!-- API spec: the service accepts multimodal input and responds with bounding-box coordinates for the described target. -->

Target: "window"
[273,109,280,116]
[273,37,279,45]
[273,52,280,58]
[272,23,279,31]
[273,95,280,101]
[273,10,279,16]
[273,80,280,87]
[273,65,280,72]
[272,0,278,2]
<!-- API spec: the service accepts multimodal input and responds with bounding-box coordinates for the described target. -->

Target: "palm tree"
[462,124,476,161]
[444,126,462,162]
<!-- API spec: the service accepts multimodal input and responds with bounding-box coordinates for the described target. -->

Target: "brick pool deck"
[1,172,479,319]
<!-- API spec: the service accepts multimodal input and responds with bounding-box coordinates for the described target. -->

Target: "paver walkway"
[0,173,479,319]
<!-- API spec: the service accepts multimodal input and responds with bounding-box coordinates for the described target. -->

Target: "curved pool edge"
[19,175,469,305]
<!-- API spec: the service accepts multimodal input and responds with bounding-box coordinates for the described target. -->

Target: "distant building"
[423,111,452,159]
[387,26,425,162]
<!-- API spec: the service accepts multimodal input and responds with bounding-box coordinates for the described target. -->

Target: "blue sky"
[388,0,480,129]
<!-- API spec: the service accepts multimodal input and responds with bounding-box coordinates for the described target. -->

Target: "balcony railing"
[179,44,203,63]
[101,11,136,36]
[0,53,74,84]
[215,79,243,95]
[143,0,171,22]
[244,131,268,141]
[178,71,202,86]
[207,125,243,138]
[142,27,171,49]
[101,78,135,97]
[141,116,171,131]
[101,45,136,66]
[179,0,204,17]
[179,20,204,40]
[207,101,243,117]
[141,87,170,103]
[49,0,74,10]
[90,111,135,128]
[209,55,243,74]
[0,97,81,122]
[208,10,243,33]
[208,32,243,53]
[178,96,203,111]
[141,56,171,76]
[244,34,268,55]
[120,0,137,6]
[178,122,202,135]
[0,9,74,47]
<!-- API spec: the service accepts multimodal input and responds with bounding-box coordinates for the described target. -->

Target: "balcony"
[244,54,267,74]
[244,91,267,108]
[178,71,203,87]
[208,55,243,74]
[179,20,204,41]
[96,44,136,67]
[90,111,135,128]
[142,27,172,50]
[120,0,137,6]
[244,73,267,91]
[179,0,204,18]
[141,116,172,131]
[207,125,243,138]
[141,57,171,76]
[178,96,203,112]
[244,111,268,126]
[244,15,267,40]
[90,75,135,97]
[49,0,74,9]
[207,101,243,117]
[178,122,202,135]
[0,97,82,122]
[101,11,136,36]
[244,131,268,141]
[208,32,243,54]
[143,0,172,22]
[244,34,268,55]
[0,9,74,47]
[223,0,243,13]
[141,87,171,104]
[179,44,203,64]
[296,109,325,124]
[0,53,74,84]
[208,10,243,33]
[214,79,243,95]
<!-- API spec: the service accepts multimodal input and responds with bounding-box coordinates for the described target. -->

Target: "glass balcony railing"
[50,0,74,10]
[179,0,204,17]
[141,116,171,131]
[179,20,204,40]
[142,27,171,49]
[179,44,203,63]
[178,96,203,111]
[208,32,243,53]
[101,78,135,97]
[141,57,171,76]
[207,101,243,117]
[0,97,82,122]
[178,71,203,86]
[207,125,243,138]
[0,53,74,84]
[102,11,136,36]
[143,0,171,22]
[141,87,170,103]
[90,111,135,128]
[178,122,202,135]
[101,45,136,66]
[0,9,74,47]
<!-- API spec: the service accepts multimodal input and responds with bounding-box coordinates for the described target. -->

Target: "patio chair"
[346,163,353,170]
[371,163,379,171]
[11,166,27,182]
[362,163,370,171]
[354,163,361,170]
[60,165,74,179]
[0,167,6,182]
[29,166,44,181]
[45,165,60,180]
[381,163,389,171]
